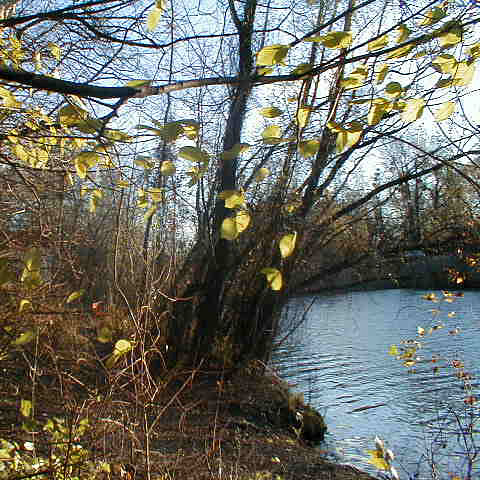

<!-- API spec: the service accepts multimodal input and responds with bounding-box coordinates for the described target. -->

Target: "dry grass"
[0,309,378,480]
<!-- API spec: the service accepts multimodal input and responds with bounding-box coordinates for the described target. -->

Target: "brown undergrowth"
[0,311,377,480]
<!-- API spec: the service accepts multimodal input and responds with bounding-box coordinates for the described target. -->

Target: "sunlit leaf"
[434,101,455,121]
[419,7,446,26]
[470,42,480,59]
[335,122,362,153]
[106,339,133,368]
[160,160,176,176]
[431,54,457,74]
[366,449,389,471]
[221,210,251,240]
[367,98,389,125]
[48,42,61,61]
[341,65,368,89]
[178,146,209,163]
[261,268,283,291]
[388,345,399,356]
[450,62,475,87]
[147,6,164,32]
[20,399,32,418]
[255,167,270,182]
[259,107,283,118]
[147,187,163,202]
[299,139,320,158]
[127,79,152,87]
[384,82,403,99]
[13,330,35,346]
[376,64,389,84]
[134,156,154,169]
[296,107,311,128]
[305,31,352,49]
[19,299,32,313]
[401,98,425,123]
[396,24,411,43]
[279,232,297,258]
[368,34,389,51]
[262,125,282,144]
[386,44,414,59]
[290,63,312,75]
[143,205,157,222]
[58,104,89,127]
[256,44,290,66]
[66,289,85,304]
[218,190,246,209]
[221,143,251,161]
[156,122,183,142]
[435,21,463,48]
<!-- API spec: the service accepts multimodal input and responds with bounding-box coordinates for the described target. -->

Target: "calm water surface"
[273,289,480,478]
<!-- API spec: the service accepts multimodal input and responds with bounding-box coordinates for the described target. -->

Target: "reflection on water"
[273,289,480,478]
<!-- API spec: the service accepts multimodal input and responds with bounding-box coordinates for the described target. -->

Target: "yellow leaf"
[387,44,414,59]
[220,210,251,240]
[384,82,403,99]
[436,22,462,48]
[20,399,32,418]
[296,107,312,128]
[261,268,283,291]
[255,167,270,182]
[299,139,320,158]
[368,34,389,51]
[58,104,89,127]
[366,449,390,471]
[13,330,35,346]
[419,7,446,26]
[290,63,312,75]
[156,121,183,142]
[431,54,457,74]
[143,205,157,222]
[402,98,425,123]
[305,31,352,49]
[19,299,32,313]
[147,6,164,32]
[470,42,480,59]
[160,160,176,176]
[134,156,154,169]
[66,290,85,304]
[368,99,389,126]
[127,80,152,87]
[48,42,61,61]
[341,65,368,89]
[376,64,389,84]
[220,143,251,161]
[178,146,210,163]
[388,345,399,356]
[396,24,411,43]
[279,232,297,258]
[147,187,163,202]
[218,190,246,209]
[256,44,290,66]
[333,122,362,153]
[434,101,455,121]
[262,125,282,144]
[259,107,283,118]
[114,339,132,355]
[450,62,475,87]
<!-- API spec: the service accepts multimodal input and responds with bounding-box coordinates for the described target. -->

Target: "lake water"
[273,289,480,479]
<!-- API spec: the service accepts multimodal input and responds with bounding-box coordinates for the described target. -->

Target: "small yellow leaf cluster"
[327,121,363,153]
